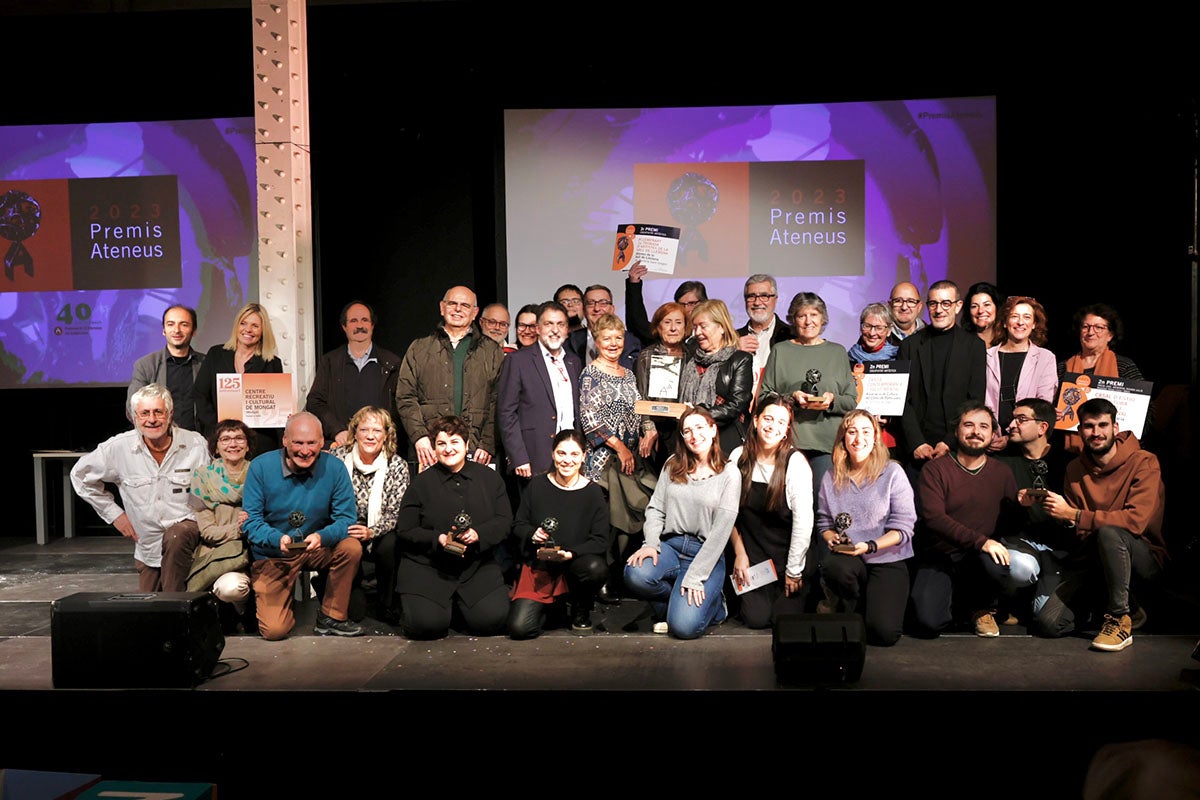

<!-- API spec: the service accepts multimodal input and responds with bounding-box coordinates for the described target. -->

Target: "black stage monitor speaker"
[772,613,866,683]
[51,592,225,688]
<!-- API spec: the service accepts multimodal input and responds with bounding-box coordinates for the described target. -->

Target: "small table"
[33,450,84,546]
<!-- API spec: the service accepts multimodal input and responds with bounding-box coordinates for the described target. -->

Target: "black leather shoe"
[598,582,620,605]
[571,608,593,633]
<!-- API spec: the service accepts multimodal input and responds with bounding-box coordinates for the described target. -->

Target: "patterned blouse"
[328,444,411,536]
[579,364,653,482]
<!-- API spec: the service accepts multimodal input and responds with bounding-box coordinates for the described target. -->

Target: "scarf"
[1065,348,1119,378]
[1060,348,1121,453]
[848,339,898,364]
[680,345,736,408]
[342,447,388,528]
[191,459,247,510]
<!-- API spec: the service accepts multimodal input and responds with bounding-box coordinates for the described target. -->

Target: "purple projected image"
[504,97,995,348]
[0,118,257,388]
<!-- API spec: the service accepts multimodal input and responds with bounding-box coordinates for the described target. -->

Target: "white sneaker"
[652,621,668,634]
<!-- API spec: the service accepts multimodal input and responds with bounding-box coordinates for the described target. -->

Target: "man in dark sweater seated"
[909,401,1017,638]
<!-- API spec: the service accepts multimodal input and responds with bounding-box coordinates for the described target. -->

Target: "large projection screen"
[504,96,996,348]
[0,118,257,389]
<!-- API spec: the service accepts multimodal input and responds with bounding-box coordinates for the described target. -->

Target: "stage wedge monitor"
[51,591,225,688]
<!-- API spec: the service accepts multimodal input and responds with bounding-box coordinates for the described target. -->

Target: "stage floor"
[3,534,1199,798]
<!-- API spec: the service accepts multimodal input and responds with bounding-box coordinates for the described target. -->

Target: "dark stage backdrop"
[4,5,1195,537]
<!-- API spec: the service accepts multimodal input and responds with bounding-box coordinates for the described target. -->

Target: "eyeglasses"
[1080,323,1109,333]
[136,409,168,419]
[860,323,888,333]
[443,301,474,311]
[927,299,960,310]
[218,434,248,444]
[680,300,701,308]
[480,317,508,328]
[516,322,538,331]
[558,297,583,307]
[1009,415,1042,426]
[889,297,920,308]
[584,299,612,309]
[744,293,777,302]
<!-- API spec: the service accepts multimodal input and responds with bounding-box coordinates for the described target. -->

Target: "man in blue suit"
[567,284,642,372]
[497,301,582,479]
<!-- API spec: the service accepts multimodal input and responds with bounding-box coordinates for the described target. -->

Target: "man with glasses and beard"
[1034,398,1166,652]
[736,273,792,380]
[909,401,1017,639]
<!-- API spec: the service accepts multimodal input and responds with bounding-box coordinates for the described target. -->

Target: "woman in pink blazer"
[985,296,1057,451]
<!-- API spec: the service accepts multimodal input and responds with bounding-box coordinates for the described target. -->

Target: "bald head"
[283,412,323,472]
[888,281,924,333]
[479,302,510,344]
[440,285,479,335]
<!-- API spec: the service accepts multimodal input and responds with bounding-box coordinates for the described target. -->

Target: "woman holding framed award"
[507,430,611,638]
[727,394,814,629]
[193,302,285,455]
[634,301,689,474]
[624,406,740,639]
[815,410,916,646]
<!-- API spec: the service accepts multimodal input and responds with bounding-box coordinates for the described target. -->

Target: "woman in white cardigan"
[985,295,1057,451]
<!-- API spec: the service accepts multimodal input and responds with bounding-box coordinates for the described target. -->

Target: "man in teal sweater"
[243,412,362,639]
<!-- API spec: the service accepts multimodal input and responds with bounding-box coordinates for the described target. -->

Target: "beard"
[957,438,989,457]
[1086,436,1116,457]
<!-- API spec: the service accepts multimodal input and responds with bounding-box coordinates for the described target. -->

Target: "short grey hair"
[859,302,893,327]
[744,274,777,294]
[787,292,829,332]
[129,383,174,422]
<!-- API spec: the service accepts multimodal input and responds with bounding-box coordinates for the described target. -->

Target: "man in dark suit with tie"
[497,300,582,479]
[567,284,641,372]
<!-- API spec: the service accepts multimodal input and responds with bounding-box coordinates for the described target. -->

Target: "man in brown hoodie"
[1035,397,1166,651]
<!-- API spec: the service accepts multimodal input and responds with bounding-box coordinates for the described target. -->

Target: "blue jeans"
[624,535,727,639]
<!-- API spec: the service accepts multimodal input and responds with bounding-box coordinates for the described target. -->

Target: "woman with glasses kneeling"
[624,406,739,639]
[395,416,512,640]
[508,430,611,638]
[816,410,916,646]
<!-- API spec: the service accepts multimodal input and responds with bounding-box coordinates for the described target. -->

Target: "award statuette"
[536,517,568,562]
[831,512,857,554]
[284,510,308,552]
[1028,459,1050,500]
[801,368,822,397]
[444,510,472,557]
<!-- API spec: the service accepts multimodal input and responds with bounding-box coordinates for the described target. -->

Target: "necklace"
[553,472,583,490]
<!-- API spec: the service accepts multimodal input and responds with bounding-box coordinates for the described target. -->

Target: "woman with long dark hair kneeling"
[728,394,814,628]
[508,430,611,638]
[624,406,740,639]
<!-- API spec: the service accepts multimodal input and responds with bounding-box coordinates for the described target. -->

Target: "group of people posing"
[75,270,1165,654]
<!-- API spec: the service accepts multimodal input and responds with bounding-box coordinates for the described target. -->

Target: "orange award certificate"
[215,372,294,428]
